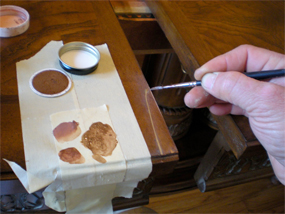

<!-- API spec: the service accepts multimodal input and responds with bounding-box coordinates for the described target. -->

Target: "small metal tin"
[58,42,100,75]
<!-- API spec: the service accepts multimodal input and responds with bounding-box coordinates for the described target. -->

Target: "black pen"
[150,69,285,90]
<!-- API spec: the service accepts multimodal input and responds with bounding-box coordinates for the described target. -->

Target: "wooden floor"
[143,178,284,213]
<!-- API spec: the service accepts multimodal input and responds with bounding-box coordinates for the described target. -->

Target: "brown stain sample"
[53,121,81,143]
[32,70,69,95]
[81,122,118,163]
[58,147,85,164]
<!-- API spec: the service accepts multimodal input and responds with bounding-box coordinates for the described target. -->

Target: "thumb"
[201,71,266,115]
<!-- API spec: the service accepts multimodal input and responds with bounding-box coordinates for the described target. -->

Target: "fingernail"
[194,66,209,79]
[202,73,218,90]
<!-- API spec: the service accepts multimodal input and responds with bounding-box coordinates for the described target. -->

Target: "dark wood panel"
[118,19,172,53]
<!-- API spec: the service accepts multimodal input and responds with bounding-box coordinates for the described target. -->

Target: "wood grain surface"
[147,1,284,73]
[147,0,284,158]
[146,177,284,213]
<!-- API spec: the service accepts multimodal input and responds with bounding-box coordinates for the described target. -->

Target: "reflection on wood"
[146,177,284,214]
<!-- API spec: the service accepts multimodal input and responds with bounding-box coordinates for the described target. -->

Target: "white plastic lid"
[0,5,30,37]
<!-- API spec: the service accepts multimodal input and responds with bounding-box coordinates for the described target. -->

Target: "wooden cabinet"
[0,1,178,212]
[194,131,273,192]
[116,11,217,193]
[1,1,282,212]
[115,0,282,193]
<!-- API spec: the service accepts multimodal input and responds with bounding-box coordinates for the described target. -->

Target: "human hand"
[184,45,285,184]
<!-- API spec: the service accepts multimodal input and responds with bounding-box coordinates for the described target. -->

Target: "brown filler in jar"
[32,70,69,95]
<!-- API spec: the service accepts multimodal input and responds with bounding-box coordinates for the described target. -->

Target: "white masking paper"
[8,41,152,213]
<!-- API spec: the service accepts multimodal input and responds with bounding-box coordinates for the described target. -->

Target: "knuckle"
[218,72,242,102]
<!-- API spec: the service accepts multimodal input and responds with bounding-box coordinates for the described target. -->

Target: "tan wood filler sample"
[81,122,118,163]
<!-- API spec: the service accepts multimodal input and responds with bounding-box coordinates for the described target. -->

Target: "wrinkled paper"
[6,41,152,213]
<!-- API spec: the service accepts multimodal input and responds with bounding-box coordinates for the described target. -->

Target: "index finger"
[195,44,285,80]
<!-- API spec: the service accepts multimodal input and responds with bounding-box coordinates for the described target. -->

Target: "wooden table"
[0,0,178,211]
[146,1,284,190]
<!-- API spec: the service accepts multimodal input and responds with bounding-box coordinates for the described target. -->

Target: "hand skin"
[184,45,285,185]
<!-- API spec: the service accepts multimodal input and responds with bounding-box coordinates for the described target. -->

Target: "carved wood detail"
[194,131,274,192]
[210,150,271,179]
[112,177,155,211]
[159,105,192,140]
[142,53,193,140]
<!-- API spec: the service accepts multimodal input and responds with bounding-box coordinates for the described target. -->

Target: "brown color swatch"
[53,121,81,143]
[81,122,118,163]
[58,147,85,164]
